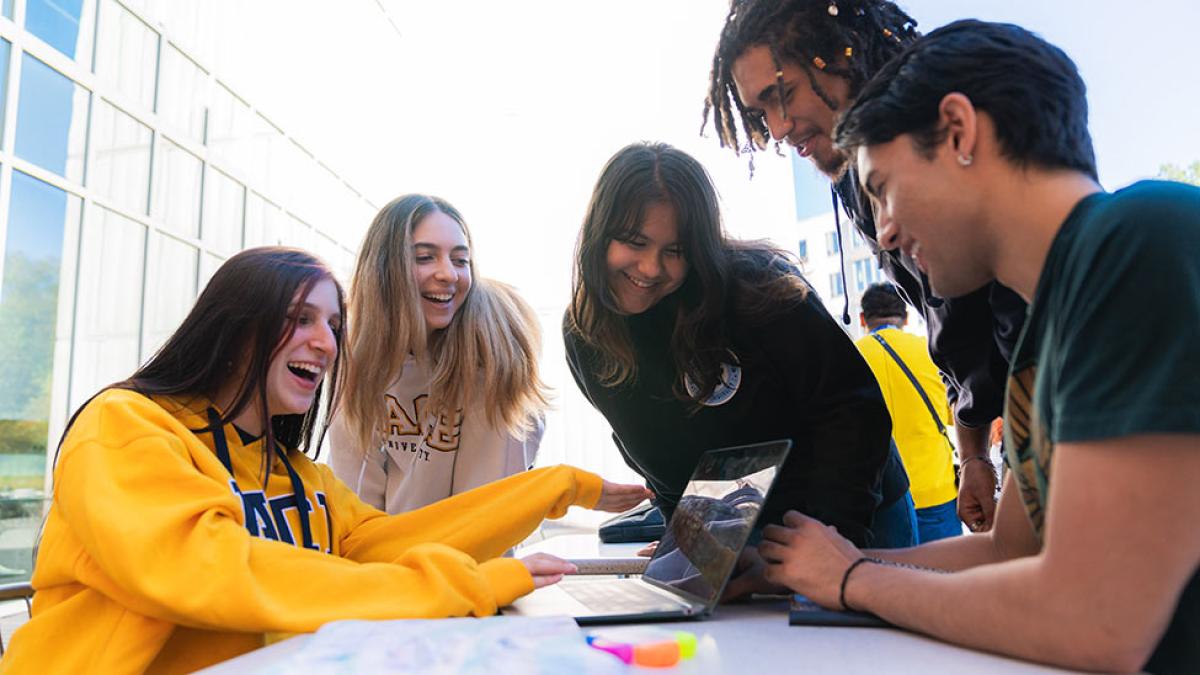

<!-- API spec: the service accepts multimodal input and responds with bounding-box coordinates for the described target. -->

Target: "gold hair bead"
[813,56,827,70]
[844,46,853,57]
[827,2,839,16]
[882,28,893,37]
[775,69,784,79]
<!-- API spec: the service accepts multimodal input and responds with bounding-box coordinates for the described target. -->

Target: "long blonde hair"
[338,194,549,456]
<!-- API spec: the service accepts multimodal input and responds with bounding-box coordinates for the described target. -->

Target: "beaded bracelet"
[839,557,881,611]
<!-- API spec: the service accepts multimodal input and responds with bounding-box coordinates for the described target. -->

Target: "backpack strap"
[871,332,954,448]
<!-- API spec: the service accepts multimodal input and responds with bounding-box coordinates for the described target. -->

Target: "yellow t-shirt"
[856,328,957,509]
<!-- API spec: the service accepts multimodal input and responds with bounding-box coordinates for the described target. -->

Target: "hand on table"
[519,553,578,589]
[759,510,864,609]
[636,541,658,557]
[957,460,998,532]
[594,481,654,513]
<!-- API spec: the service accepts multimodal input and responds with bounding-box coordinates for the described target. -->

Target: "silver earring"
[957,153,973,167]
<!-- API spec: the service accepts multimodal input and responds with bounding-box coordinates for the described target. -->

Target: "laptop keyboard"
[561,580,690,614]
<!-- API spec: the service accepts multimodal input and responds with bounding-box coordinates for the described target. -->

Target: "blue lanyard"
[206,408,317,550]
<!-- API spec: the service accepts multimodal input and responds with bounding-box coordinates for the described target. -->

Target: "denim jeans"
[916,498,963,544]
[869,491,918,549]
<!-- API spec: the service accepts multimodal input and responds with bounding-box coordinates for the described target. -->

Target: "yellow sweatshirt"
[1,389,602,674]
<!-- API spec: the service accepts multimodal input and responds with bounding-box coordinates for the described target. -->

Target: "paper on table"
[272,615,625,674]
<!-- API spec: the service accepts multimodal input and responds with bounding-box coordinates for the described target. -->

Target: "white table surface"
[200,518,1080,674]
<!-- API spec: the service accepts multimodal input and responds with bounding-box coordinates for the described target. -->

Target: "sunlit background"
[0,0,1196,579]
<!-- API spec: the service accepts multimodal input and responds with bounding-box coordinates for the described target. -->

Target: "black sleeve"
[922,281,1026,428]
[755,293,893,546]
[562,319,657,492]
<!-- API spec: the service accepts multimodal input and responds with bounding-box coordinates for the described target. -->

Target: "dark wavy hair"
[58,247,344,470]
[860,282,906,320]
[834,19,1097,179]
[567,141,809,403]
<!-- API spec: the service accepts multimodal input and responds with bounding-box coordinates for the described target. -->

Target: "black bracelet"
[839,556,879,611]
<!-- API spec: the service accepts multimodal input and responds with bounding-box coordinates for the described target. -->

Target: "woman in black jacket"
[564,141,913,549]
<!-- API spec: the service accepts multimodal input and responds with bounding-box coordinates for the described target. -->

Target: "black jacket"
[835,170,1027,427]
[564,276,908,547]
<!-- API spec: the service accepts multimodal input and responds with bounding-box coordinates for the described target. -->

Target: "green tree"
[1158,161,1200,186]
[0,251,61,455]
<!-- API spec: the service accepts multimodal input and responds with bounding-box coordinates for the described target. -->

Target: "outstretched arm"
[761,434,1200,672]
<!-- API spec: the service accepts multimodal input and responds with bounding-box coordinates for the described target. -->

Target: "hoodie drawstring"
[831,185,851,325]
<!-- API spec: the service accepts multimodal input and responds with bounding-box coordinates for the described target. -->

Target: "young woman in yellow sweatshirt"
[0,247,649,674]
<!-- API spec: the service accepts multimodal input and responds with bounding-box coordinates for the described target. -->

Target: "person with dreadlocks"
[758,20,1199,673]
[705,0,1024,535]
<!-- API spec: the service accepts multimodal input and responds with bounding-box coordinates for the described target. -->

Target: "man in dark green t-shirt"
[753,20,1199,675]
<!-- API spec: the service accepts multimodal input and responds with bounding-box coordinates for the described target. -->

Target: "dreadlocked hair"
[703,0,919,159]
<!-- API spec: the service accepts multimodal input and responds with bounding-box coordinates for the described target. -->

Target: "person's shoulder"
[67,389,194,449]
[1100,180,1200,239]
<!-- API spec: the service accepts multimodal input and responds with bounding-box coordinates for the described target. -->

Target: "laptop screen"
[641,440,791,606]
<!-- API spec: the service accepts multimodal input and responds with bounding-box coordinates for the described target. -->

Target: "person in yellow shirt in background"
[0,247,650,674]
[855,283,962,543]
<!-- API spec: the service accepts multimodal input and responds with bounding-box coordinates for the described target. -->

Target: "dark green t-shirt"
[1003,180,1200,674]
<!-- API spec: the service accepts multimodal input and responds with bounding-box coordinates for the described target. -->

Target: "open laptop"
[505,439,791,625]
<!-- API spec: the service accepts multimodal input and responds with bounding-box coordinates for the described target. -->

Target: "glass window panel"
[283,214,314,252]
[245,113,277,189]
[157,44,206,143]
[70,205,145,412]
[0,172,77,487]
[26,0,87,60]
[141,233,196,356]
[15,54,89,182]
[93,0,158,111]
[244,191,280,247]
[201,167,243,255]
[197,252,222,292]
[91,99,152,214]
[208,83,249,168]
[152,137,201,238]
[2,0,11,19]
[0,40,10,145]
[153,0,216,65]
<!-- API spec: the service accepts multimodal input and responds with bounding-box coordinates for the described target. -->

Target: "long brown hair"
[567,142,808,403]
[55,247,344,472]
[337,195,549,458]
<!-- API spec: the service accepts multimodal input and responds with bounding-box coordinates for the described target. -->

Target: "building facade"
[0,0,375,579]
[791,154,925,339]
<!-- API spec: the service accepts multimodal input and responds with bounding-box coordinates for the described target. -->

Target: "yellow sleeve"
[52,396,535,634]
[331,464,603,564]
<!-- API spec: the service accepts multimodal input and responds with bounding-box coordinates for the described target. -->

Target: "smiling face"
[412,209,472,335]
[731,45,852,178]
[266,276,341,418]
[857,135,992,299]
[605,202,688,315]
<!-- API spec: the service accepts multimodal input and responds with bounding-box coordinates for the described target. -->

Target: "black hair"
[568,141,808,403]
[860,282,906,320]
[704,0,918,158]
[834,19,1097,179]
